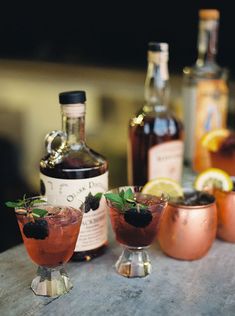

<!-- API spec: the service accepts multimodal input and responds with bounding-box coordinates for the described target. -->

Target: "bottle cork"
[199,9,220,20]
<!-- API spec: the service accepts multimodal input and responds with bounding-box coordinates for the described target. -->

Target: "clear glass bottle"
[183,9,229,172]
[40,91,109,261]
[128,42,184,186]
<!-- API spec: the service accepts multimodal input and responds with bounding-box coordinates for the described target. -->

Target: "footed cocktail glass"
[15,196,83,297]
[105,186,168,278]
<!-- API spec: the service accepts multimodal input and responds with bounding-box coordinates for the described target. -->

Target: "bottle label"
[193,79,228,172]
[148,140,184,182]
[40,172,108,251]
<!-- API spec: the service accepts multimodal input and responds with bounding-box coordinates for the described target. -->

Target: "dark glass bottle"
[128,43,184,186]
[40,91,108,261]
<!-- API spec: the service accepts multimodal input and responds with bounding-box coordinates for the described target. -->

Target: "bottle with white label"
[128,42,184,185]
[40,91,108,261]
[183,9,228,172]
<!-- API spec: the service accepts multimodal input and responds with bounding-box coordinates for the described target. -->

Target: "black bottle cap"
[59,91,86,104]
[148,42,168,52]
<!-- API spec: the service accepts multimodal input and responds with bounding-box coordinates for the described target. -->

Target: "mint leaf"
[95,193,103,200]
[30,199,46,207]
[119,190,125,200]
[104,193,124,211]
[32,208,48,218]
[124,188,134,201]
[5,201,22,208]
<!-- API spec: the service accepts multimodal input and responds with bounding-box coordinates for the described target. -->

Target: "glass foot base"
[31,266,73,297]
[115,246,151,278]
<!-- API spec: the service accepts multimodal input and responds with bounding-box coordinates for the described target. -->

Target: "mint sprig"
[32,208,48,218]
[5,196,48,218]
[104,188,146,212]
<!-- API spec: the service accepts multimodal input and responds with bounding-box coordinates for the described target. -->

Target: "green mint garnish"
[95,192,103,200]
[104,188,146,212]
[32,208,48,218]
[5,196,48,218]
[104,193,124,211]
[124,188,134,201]
[5,201,23,208]
[30,199,46,206]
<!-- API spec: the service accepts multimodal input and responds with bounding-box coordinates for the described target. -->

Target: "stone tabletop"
[1,230,235,316]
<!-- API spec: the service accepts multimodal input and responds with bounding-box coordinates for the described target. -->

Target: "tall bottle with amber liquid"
[128,42,184,186]
[40,91,108,261]
[183,9,229,172]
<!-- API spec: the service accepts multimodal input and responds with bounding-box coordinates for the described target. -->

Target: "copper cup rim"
[168,200,216,210]
[168,189,215,210]
[214,188,235,195]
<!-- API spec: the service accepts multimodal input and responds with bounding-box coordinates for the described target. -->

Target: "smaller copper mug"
[158,192,217,260]
[215,189,235,242]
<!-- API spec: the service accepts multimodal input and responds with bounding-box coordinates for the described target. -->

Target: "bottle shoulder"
[130,104,182,125]
[40,143,108,179]
[129,109,183,137]
[183,62,228,83]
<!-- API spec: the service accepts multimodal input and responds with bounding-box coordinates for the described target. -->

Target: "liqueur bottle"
[183,9,228,172]
[128,42,184,186]
[40,91,108,261]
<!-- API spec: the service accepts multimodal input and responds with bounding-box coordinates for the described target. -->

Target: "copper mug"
[215,189,235,242]
[158,192,217,260]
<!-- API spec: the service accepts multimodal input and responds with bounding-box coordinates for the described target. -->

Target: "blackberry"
[23,219,49,240]
[84,193,100,213]
[90,198,100,211]
[124,208,153,228]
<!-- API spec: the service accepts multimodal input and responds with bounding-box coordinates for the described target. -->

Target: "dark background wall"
[0,1,234,77]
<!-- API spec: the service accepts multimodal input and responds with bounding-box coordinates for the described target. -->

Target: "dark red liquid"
[17,206,83,267]
[129,114,183,185]
[108,194,167,247]
[40,147,108,261]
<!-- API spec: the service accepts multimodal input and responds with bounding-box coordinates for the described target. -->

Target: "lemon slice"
[201,129,230,152]
[194,168,233,192]
[142,177,183,198]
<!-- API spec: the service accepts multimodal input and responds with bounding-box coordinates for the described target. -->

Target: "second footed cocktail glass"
[105,186,168,278]
[14,196,83,297]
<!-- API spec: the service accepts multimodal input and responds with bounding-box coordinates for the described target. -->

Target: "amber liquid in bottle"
[40,91,108,261]
[129,115,183,185]
[128,43,184,186]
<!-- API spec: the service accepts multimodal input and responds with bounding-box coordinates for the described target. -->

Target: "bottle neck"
[196,18,219,66]
[61,103,86,147]
[144,52,169,110]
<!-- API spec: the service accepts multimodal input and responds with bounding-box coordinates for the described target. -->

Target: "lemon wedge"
[194,168,233,192]
[201,129,230,152]
[142,177,183,198]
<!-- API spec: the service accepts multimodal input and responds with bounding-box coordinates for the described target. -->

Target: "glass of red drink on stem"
[105,186,168,278]
[14,196,84,297]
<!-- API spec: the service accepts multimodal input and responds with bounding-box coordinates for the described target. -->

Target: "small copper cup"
[158,192,217,260]
[209,151,235,176]
[214,189,235,242]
